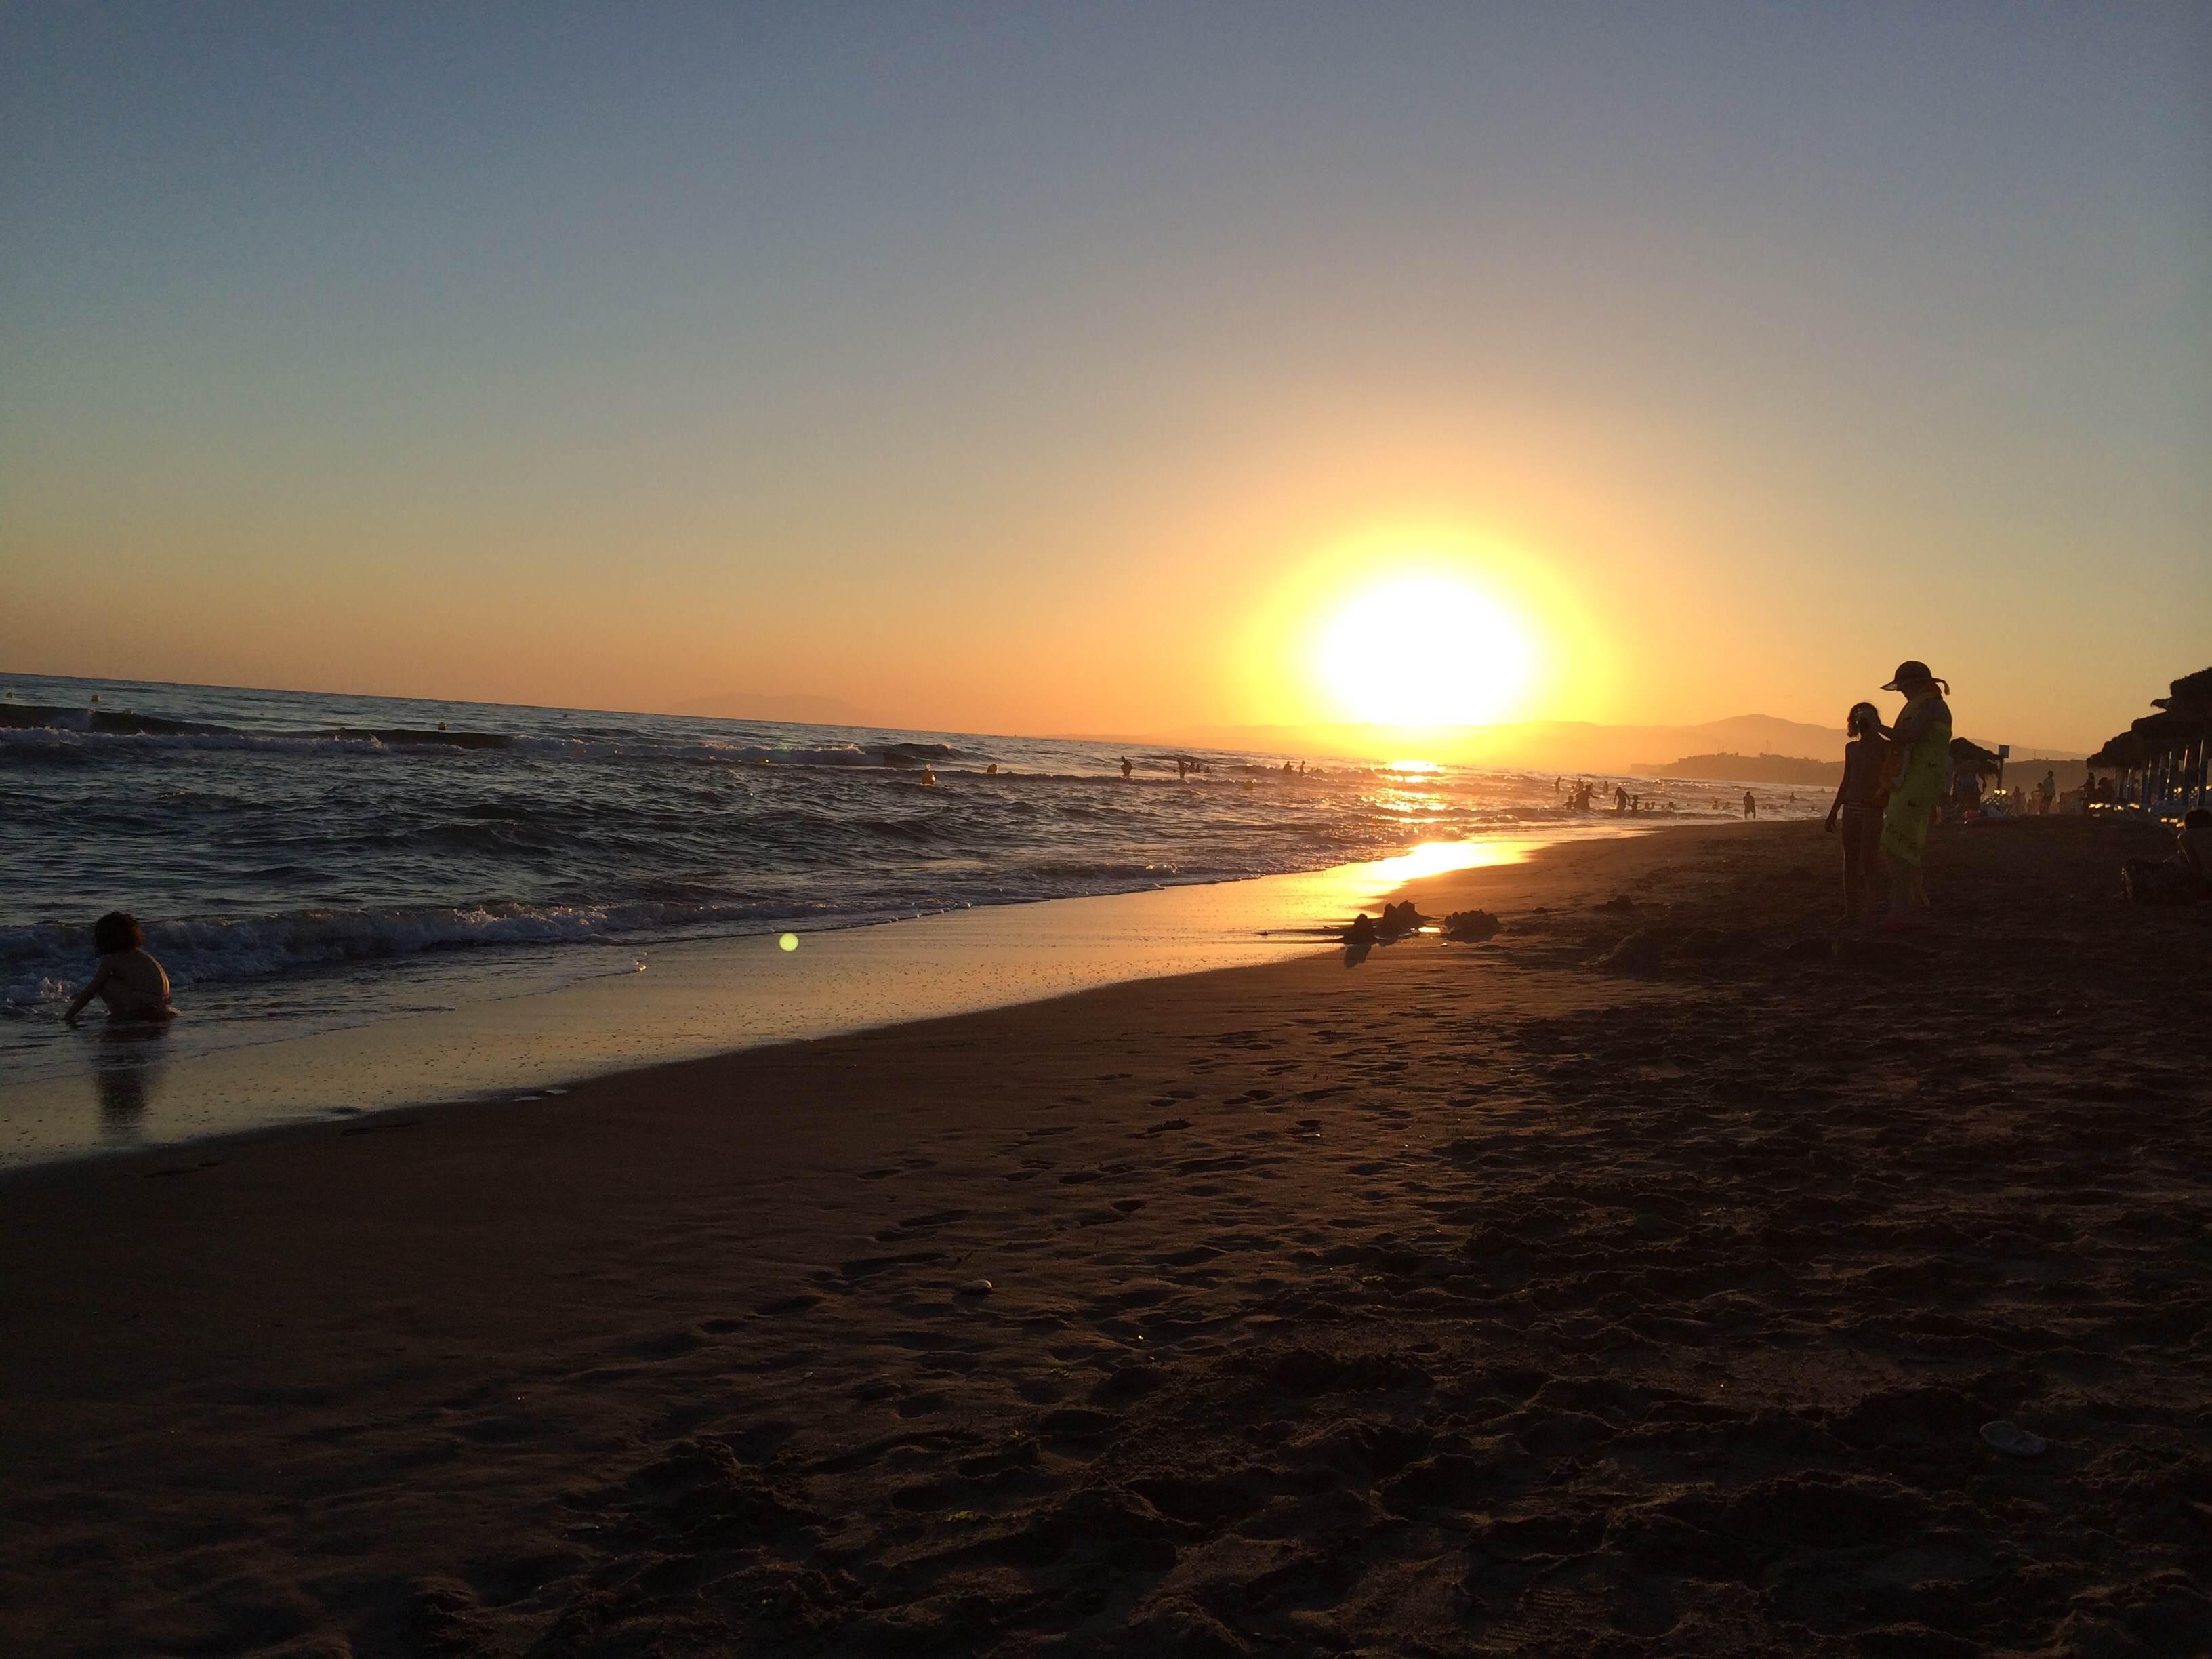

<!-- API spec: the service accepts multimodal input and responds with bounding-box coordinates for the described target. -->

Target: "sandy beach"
[5,814,2208,1658]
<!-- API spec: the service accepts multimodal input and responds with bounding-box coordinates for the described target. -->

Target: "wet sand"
[3,815,2208,1657]
[3,836,1562,1168]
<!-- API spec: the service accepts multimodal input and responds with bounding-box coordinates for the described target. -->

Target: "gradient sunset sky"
[4,3,2206,750]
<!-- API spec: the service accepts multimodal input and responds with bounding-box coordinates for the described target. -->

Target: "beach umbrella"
[1946,737,2003,778]
[2150,666,2212,718]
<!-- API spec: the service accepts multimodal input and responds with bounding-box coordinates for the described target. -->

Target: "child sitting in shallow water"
[62,911,175,1025]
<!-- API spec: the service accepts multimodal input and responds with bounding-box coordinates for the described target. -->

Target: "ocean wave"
[0,897,832,1006]
[1,726,397,759]
[0,713,977,773]
[0,701,512,748]
[858,816,946,843]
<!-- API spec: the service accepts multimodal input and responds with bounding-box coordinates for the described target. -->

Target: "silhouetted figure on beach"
[2179,809,2212,892]
[1952,768,1982,817]
[64,912,176,1025]
[1824,701,1889,926]
[1876,661,1952,926]
[1742,790,1757,819]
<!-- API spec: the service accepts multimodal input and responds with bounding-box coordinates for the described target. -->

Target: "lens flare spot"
[779,933,799,952]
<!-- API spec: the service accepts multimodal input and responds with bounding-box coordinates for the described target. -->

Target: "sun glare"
[1315,571,1536,727]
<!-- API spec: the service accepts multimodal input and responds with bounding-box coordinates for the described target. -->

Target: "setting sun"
[1314,571,1537,727]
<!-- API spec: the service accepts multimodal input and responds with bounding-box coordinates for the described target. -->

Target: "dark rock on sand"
[1596,927,1674,972]
[1443,907,1501,941]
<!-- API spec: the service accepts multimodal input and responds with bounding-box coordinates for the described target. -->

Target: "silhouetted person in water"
[1614,785,1630,813]
[1119,756,1132,778]
[1824,701,1889,926]
[64,912,175,1025]
[1176,758,1187,780]
[1742,790,1757,819]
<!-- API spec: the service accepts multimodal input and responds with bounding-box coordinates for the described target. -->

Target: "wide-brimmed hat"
[1883,660,1938,691]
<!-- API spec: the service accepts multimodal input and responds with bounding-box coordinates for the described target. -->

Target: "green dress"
[1880,693,1952,867]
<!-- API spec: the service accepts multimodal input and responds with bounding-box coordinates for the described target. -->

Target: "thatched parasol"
[2150,665,2212,719]
[1947,737,2003,778]
[2088,730,2146,769]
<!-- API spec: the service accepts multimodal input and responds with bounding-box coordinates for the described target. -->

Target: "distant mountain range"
[668,700,2085,777]
[1141,715,1851,774]
[1631,752,1843,785]
[1130,715,2078,775]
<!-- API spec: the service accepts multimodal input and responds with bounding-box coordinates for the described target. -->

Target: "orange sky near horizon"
[3,7,2205,754]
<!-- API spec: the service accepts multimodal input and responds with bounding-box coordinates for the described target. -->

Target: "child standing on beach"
[1824,702,1889,925]
[62,912,176,1025]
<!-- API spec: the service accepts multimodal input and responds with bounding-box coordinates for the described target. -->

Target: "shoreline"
[7,813,2205,1657]
[0,826,1654,1176]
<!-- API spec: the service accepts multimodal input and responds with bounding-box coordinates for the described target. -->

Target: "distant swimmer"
[986,762,998,774]
[1614,785,1630,814]
[922,768,937,786]
[1176,758,1188,780]
[1120,756,1133,779]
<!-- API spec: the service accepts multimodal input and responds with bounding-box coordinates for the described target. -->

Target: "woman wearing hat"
[1877,661,1952,925]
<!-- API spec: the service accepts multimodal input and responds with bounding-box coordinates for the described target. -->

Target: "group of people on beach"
[1822,659,1953,928]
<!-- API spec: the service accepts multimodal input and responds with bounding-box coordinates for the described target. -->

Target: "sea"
[1,672,1803,1103]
